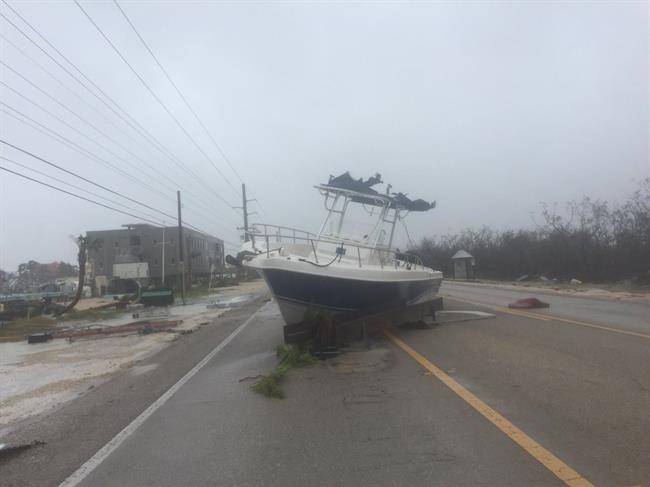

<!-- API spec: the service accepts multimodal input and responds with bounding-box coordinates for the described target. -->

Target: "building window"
[99,262,104,270]
[153,239,157,245]
[171,257,175,264]
[130,235,141,245]
[114,241,119,247]
[154,258,158,265]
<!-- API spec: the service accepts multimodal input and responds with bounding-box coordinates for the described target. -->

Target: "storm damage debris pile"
[52,319,183,340]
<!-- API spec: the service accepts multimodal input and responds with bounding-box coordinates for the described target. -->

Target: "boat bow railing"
[246,223,425,271]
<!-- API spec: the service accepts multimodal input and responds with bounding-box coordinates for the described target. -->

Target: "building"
[86,224,224,293]
[451,250,475,280]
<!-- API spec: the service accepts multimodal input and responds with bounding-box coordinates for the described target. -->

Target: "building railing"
[246,223,424,271]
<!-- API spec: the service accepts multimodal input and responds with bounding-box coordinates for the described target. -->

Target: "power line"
[112,0,244,185]
[73,0,241,199]
[0,3,238,213]
[1,143,225,238]
[1,98,235,229]
[0,139,178,221]
[1,80,179,202]
[0,164,165,226]
[0,154,163,223]
[2,103,239,231]
[0,66,230,223]
[0,102,176,204]
[0,32,153,157]
[0,32,219,212]
[0,59,190,197]
[1,1,244,236]
[111,0,273,222]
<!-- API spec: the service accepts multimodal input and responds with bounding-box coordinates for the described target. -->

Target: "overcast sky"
[1,0,648,271]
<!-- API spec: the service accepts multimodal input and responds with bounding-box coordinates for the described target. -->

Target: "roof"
[451,250,473,259]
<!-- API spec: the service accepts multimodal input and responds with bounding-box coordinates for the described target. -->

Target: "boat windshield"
[316,187,396,251]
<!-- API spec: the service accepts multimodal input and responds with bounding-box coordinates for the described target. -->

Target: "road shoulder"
[0,296,268,487]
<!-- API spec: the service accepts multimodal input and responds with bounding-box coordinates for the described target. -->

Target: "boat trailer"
[283,296,444,352]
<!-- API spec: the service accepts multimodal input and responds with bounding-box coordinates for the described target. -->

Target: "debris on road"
[238,374,263,383]
[250,342,317,399]
[508,297,550,309]
[0,440,45,459]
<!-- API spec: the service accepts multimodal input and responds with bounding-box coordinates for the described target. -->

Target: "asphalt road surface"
[2,284,649,486]
[442,281,650,335]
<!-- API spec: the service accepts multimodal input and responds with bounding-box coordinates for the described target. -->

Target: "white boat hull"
[247,254,442,325]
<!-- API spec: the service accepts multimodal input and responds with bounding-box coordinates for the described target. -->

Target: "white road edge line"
[59,303,267,487]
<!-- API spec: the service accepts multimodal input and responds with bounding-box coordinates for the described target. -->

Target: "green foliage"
[275,342,318,368]
[411,178,650,282]
[251,343,316,399]
[250,372,285,399]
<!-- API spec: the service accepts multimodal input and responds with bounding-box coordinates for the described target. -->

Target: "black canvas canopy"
[323,172,436,212]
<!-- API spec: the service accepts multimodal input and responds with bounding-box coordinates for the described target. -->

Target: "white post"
[161,225,166,286]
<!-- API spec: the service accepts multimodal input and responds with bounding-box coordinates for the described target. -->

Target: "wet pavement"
[2,286,649,486]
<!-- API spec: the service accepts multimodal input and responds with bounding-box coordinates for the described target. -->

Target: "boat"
[230,172,443,325]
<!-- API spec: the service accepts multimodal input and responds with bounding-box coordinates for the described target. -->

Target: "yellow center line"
[384,328,594,487]
[441,294,650,341]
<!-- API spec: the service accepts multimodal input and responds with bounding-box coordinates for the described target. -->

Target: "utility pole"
[242,183,249,242]
[177,190,186,305]
[234,183,257,242]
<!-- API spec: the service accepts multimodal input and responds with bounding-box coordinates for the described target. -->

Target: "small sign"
[113,262,150,279]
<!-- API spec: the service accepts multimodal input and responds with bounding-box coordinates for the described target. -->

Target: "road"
[442,281,650,335]
[2,283,649,486]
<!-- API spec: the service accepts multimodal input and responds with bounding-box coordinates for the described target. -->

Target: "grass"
[250,342,317,399]
[56,307,125,323]
[0,315,56,341]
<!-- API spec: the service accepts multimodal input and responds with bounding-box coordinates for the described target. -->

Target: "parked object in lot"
[140,288,174,307]
[27,332,52,344]
[234,172,443,325]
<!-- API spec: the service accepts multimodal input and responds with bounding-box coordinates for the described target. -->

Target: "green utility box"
[139,288,174,307]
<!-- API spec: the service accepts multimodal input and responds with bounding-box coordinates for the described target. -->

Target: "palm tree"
[56,235,102,316]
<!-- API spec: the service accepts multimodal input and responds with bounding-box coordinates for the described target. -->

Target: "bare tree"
[56,235,102,315]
